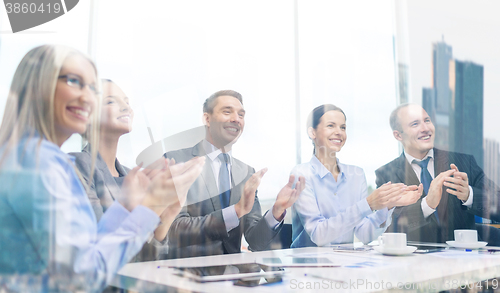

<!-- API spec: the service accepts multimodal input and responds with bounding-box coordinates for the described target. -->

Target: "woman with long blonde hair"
[0,45,204,292]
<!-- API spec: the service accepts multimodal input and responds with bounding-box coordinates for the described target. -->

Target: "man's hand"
[367,182,406,211]
[444,164,470,201]
[425,169,455,209]
[387,184,423,209]
[272,175,306,221]
[235,168,268,218]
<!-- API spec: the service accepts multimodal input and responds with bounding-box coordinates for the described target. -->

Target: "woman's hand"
[142,156,205,216]
[142,157,205,241]
[119,157,179,212]
[366,182,407,211]
[386,184,423,209]
[119,156,205,242]
[119,164,150,212]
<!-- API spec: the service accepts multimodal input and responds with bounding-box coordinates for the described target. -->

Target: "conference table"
[110,244,500,292]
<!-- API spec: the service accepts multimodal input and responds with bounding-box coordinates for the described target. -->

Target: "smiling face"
[394,104,435,159]
[100,81,133,136]
[309,110,347,157]
[53,55,97,146]
[204,95,245,151]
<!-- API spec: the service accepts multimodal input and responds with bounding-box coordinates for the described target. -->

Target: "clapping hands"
[120,156,205,232]
[272,175,306,221]
[368,182,423,211]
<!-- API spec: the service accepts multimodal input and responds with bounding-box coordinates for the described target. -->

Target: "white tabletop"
[110,246,500,292]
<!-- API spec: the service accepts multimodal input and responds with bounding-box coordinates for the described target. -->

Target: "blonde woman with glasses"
[0,45,204,292]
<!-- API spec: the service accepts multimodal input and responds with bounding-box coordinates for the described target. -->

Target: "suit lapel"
[433,148,451,228]
[400,153,431,227]
[83,145,121,202]
[192,141,221,211]
[392,151,442,230]
[394,153,421,187]
[115,159,129,176]
[433,148,449,176]
[96,153,122,202]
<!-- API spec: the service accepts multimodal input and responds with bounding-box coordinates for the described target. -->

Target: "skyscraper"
[398,63,409,104]
[449,60,484,168]
[484,139,499,184]
[484,138,499,214]
[422,40,452,151]
[422,87,435,121]
[432,41,453,115]
[422,39,484,168]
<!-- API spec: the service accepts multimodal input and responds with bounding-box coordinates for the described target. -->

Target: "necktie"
[218,153,231,209]
[415,157,439,224]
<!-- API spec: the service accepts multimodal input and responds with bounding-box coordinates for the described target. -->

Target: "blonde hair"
[0,44,101,183]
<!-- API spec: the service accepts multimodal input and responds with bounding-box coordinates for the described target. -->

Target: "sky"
[405,0,500,143]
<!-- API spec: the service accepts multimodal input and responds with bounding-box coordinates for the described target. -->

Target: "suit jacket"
[70,145,158,262]
[162,141,280,259]
[70,145,129,221]
[375,148,490,243]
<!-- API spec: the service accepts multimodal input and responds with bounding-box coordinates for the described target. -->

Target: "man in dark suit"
[161,90,305,258]
[375,104,492,243]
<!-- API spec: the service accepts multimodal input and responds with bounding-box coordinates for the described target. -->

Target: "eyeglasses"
[58,74,100,95]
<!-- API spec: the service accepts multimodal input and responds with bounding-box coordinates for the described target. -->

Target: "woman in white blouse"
[291,104,422,247]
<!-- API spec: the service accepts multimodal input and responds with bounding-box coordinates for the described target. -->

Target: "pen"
[304,273,346,284]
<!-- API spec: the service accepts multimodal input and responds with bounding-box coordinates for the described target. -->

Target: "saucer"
[446,241,487,249]
[373,246,417,256]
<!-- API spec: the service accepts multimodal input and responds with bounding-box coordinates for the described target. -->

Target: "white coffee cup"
[378,233,407,249]
[454,230,478,243]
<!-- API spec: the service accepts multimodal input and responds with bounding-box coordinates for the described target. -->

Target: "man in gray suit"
[162,90,305,259]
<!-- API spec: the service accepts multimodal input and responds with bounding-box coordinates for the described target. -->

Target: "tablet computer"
[414,245,446,253]
[171,263,284,284]
[256,257,340,267]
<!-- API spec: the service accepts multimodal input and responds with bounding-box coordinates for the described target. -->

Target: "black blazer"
[375,148,491,243]
[162,141,280,259]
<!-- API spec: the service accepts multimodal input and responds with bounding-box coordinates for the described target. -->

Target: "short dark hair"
[307,104,346,131]
[389,103,413,132]
[203,90,243,114]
